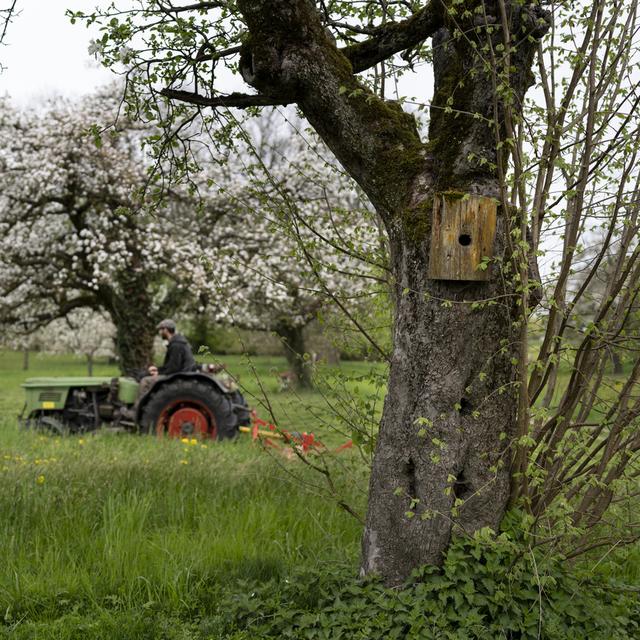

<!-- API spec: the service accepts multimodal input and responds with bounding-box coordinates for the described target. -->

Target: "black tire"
[141,378,238,440]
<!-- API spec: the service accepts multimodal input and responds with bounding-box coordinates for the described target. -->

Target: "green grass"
[0,350,373,637]
[2,350,639,638]
[0,430,365,616]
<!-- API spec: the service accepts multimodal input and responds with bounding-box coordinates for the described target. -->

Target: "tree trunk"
[360,226,517,584]
[612,350,624,375]
[191,313,210,357]
[22,348,29,371]
[360,14,545,582]
[232,0,549,585]
[87,353,94,376]
[275,322,313,389]
[112,311,156,374]
[93,229,160,374]
[108,284,157,375]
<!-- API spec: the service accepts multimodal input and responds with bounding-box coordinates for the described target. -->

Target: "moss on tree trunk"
[108,268,158,374]
[232,0,549,585]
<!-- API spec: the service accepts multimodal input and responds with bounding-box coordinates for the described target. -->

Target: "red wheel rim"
[156,399,217,440]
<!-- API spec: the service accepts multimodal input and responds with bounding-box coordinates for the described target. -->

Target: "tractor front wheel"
[141,379,237,440]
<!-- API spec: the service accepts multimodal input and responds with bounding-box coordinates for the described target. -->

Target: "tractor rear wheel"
[142,379,237,440]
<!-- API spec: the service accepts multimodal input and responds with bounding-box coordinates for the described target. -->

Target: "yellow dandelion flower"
[200,444,208,449]
[181,438,189,444]
[180,459,189,465]
[190,438,198,446]
[78,438,85,445]
[36,475,45,485]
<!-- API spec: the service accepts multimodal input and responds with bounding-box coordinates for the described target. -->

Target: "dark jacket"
[158,333,197,375]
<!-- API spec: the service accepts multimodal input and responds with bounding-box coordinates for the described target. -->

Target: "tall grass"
[3,350,638,638]
[0,423,365,622]
[0,351,370,636]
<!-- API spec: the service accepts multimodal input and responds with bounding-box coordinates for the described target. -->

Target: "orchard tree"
[0,94,379,379]
[1,309,116,373]
[1,325,46,371]
[0,91,215,372]
[38,309,116,375]
[79,0,640,586]
[200,112,383,387]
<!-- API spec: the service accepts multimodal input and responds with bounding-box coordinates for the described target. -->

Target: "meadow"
[2,350,640,639]
[0,350,375,638]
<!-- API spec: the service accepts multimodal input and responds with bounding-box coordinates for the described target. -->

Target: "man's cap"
[156,319,177,331]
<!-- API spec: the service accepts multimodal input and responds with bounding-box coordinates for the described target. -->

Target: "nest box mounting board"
[428,193,498,281]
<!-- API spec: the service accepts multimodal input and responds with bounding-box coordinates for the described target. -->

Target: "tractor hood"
[21,377,114,413]
[22,377,114,388]
[21,377,139,413]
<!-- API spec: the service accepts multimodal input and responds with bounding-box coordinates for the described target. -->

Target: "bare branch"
[0,0,18,47]
[160,88,289,108]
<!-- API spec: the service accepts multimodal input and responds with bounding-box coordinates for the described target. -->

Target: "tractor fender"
[136,372,230,422]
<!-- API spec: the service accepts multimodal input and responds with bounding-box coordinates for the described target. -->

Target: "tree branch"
[1,0,18,47]
[157,1,225,14]
[341,1,443,73]
[160,88,288,108]
[234,0,427,219]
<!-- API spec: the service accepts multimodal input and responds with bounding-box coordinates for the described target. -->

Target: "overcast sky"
[1,1,433,107]
[1,1,113,104]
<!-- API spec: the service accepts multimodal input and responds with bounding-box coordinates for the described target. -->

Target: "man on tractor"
[138,318,197,395]
[117,319,197,422]
[152,319,197,375]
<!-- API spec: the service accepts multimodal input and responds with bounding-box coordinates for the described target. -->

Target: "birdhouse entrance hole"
[428,193,497,282]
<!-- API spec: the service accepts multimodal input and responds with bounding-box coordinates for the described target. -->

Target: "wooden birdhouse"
[428,193,498,281]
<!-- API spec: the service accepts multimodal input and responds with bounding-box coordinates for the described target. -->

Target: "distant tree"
[38,309,116,375]
[1,325,45,371]
[199,113,383,387]
[0,91,215,372]
[0,96,379,381]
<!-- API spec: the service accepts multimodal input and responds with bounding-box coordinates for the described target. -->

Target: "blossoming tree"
[38,309,117,376]
[0,95,379,380]
[198,113,383,387]
[0,92,212,372]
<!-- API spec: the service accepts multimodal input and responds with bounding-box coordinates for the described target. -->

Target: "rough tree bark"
[110,299,156,374]
[174,0,550,584]
[190,312,211,355]
[104,264,158,374]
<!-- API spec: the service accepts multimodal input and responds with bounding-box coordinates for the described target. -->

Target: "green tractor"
[20,365,251,440]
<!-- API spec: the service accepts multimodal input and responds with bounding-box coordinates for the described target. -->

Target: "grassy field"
[0,350,375,638]
[2,350,640,638]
